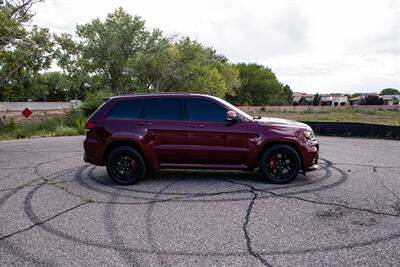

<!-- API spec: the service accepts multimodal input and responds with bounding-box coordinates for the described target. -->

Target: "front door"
[185,98,249,167]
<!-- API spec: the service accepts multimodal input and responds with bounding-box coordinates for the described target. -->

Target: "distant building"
[292,92,314,105]
[320,94,348,106]
[348,96,363,105]
[382,95,400,105]
[348,94,398,106]
[292,93,348,106]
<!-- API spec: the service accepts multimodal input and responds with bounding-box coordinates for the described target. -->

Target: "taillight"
[85,122,95,133]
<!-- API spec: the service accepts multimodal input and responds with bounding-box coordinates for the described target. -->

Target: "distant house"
[349,94,398,106]
[381,95,400,105]
[348,96,363,105]
[293,92,348,106]
[292,92,314,105]
[320,94,348,106]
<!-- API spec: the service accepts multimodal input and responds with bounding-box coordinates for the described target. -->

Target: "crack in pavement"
[218,178,272,266]
[0,202,87,242]
[244,192,272,266]
[221,179,400,218]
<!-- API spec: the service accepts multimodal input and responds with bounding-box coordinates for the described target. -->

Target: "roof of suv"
[106,93,213,101]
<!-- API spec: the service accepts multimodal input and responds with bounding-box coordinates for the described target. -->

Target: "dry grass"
[252,108,400,126]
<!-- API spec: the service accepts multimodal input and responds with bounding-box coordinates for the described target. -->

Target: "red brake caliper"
[268,158,275,171]
[130,160,136,176]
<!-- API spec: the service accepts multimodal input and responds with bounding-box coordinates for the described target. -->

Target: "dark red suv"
[84,93,319,184]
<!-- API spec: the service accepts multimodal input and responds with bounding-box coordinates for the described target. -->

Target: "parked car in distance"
[84,93,319,185]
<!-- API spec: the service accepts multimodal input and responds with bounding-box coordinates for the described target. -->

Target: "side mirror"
[226,110,237,122]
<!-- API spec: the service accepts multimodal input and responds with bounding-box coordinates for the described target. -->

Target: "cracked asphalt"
[0,136,400,266]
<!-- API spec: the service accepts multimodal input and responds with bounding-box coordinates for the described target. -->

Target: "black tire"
[259,145,301,184]
[106,146,146,185]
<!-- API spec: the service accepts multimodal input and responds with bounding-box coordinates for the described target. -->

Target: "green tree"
[228,63,285,105]
[54,33,100,99]
[164,38,228,97]
[127,37,239,98]
[75,8,151,94]
[299,96,307,106]
[0,0,53,99]
[380,88,400,95]
[313,93,321,105]
[365,95,383,105]
[283,84,293,104]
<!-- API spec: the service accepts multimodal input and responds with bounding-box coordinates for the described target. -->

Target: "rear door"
[138,98,187,165]
[185,98,249,166]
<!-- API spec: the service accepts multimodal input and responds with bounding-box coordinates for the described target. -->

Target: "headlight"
[303,130,316,140]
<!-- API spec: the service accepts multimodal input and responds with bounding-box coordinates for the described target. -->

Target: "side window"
[186,99,227,122]
[107,100,145,119]
[143,98,183,121]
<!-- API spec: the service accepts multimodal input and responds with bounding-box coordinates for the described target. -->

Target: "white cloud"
[31,0,400,93]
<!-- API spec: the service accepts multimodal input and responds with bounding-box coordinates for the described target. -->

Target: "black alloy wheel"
[106,146,146,185]
[259,144,301,184]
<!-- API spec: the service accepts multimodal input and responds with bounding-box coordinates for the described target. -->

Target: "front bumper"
[303,140,319,172]
[306,163,319,171]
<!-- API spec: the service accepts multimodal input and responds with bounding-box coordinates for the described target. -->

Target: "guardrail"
[303,121,400,140]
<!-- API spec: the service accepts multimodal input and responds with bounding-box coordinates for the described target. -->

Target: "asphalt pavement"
[0,135,399,266]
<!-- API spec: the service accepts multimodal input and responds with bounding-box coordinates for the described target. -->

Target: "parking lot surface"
[0,136,400,266]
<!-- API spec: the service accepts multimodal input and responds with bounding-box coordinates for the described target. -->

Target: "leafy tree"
[37,72,73,101]
[228,63,286,105]
[364,95,383,105]
[164,38,228,97]
[313,93,321,105]
[380,88,400,95]
[127,37,239,97]
[126,32,178,92]
[298,96,307,106]
[283,84,293,105]
[75,8,151,94]
[0,0,53,99]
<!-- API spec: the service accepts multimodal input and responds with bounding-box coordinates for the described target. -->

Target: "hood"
[254,117,311,130]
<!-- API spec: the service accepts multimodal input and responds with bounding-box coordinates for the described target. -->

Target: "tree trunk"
[0,65,22,89]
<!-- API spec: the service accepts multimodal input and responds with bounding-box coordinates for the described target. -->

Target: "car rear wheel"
[106,146,146,185]
[259,145,301,184]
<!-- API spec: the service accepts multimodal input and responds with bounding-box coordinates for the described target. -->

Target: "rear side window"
[107,100,145,119]
[186,99,227,122]
[143,98,183,121]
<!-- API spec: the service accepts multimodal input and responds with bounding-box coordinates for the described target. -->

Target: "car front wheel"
[259,144,301,184]
[106,146,146,185]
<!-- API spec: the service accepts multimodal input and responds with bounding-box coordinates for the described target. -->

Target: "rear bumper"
[83,138,105,166]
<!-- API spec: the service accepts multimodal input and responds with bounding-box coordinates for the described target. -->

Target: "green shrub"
[79,90,112,117]
[53,125,80,136]
[65,109,87,134]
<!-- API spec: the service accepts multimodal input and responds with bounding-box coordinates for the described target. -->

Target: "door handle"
[138,122,152,126]
[189,124,204,128]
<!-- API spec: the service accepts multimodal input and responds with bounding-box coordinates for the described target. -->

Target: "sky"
[31,0,400,94]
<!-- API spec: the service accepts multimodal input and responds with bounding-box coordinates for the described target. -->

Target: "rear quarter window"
[107,100,145,119]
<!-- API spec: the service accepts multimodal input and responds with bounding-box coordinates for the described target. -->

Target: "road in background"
[0,136,399,266]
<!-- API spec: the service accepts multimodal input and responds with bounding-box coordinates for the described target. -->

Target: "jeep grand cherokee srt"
[84,93,319,184]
